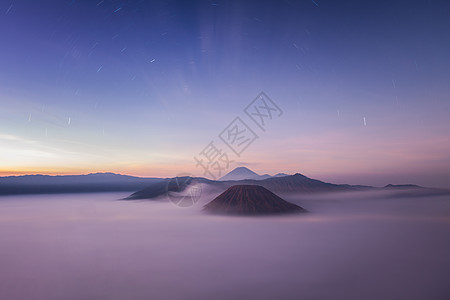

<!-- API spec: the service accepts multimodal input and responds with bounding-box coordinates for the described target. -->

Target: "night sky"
[1,0,449,188]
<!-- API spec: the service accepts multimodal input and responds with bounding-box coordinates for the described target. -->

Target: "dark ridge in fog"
[203,185,305,215]
[124,177,215,200]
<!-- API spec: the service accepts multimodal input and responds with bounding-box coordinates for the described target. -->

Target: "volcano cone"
[203,185,305,215]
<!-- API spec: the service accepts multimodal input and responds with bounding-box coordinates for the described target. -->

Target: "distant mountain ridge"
[127,171,374,200]
[1,168,448,198]
[126,167,450,200]
[0,173,163,195]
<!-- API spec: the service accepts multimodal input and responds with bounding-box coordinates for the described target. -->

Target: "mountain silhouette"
[3,170,447,199]
[124,176,213,200]
[219,167,264,181]
[126,172,371,200]
[219,167,296,181]
[273,173,289,178]
[203,185,305,215]
[0,173,163,195]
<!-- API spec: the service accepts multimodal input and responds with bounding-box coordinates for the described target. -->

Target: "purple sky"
[0,0,449,188]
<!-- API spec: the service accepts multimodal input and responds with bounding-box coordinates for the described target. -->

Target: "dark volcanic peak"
[203,185,305,215]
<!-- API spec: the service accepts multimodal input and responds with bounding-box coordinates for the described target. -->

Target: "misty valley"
[1,180,449,299]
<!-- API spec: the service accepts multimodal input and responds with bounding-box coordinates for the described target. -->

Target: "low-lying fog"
[1,189,449,300]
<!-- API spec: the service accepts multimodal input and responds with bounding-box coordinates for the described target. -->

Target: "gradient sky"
[1,0,449,188]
